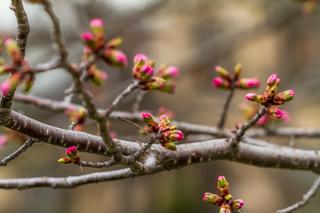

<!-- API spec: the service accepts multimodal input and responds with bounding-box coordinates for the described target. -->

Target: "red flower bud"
[236,78,260,89]
[267,73,280,87]
[212,77,230,89]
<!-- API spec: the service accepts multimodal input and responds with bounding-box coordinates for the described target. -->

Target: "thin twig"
[10,0,30,56]
[277,176,320,213]
[132,91,147,113]
[0,138,36,166]
[217,86,235,129]
[229,107,267,146]
[1,0,30,109]
[104,81,139,118]
[132,136,158,160]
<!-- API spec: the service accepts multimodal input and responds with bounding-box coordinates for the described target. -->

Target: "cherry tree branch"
[13,93,320,139]
[277,176,320,213]
[0,138,36,166]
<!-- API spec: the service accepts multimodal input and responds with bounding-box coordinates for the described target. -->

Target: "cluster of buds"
[81,19,128,85]
[0,38,34,96]
[140,112,184,150]
[202,176,244,213]
[240,103,290,126]
[212,63,260,90]
[133,53,180,93]
[294,0,319,13]
[245,73,295,119]
[57,146,80,164]
[65,107,87,131]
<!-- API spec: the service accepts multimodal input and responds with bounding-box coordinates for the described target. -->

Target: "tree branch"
[0,138,36,166]
[277,176,320,213]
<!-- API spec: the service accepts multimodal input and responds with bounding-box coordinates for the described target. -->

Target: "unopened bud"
[214,66,230,80]
[236,78,260,89]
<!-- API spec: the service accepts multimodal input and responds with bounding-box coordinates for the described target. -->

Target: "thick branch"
[14,93,320,139]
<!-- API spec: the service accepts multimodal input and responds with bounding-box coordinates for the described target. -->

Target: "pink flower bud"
[1,81,10,96]
[232,199,245,209]
[4,38,22,63]
[268,106,284,119]
[81,32,97,50]
[133,53,149,65]
[157,66,180,79]
[217,176,229,195]
[257,114,269,126]
[267,73,280,87]
[103,49,128,67]
[90,18,104,28]
[141,112,158,132]
[169,130,184,141]
[202,192,223,205]
[212,77,230,89]
[236,78,260,89]
[245,93,258,101]
[273,89,295,105]
[66,146,78,158]
[214,66,230,80]
[81,32,94,41]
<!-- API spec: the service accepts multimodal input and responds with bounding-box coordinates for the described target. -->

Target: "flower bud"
[217,176,229,195]
[141,112,158,131]
[212,77,231,89]
[234,63,242,80]
[214,66,230,80]
[273,89,295,105]
[245,93,258,102]
[81,32,96,50]
[224,193,232,201]
[268,106,284,119]
[236,78,260,89]
[89,18,105,49]
[164,142,176,151]
[57,157,72,164]
[220,204,231,213]
[267,73,280,87]
[5,38,22,64]
[87,66,108,85]
[133,53,149,65]
[232,199,245,209]
[23,73,35,93]
[144,77,166,91]
[106,37,123,48]
[169,130,184,141]
[157,81,176,93]
[159,114,170,128]
[202,192,223,205]
[133,54,154,82]
[157,66,180,80]
[1,73,21,96]
[66,146,78,158]
[103,49,128,67]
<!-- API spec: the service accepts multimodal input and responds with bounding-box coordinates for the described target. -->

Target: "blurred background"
[0,0,320,212]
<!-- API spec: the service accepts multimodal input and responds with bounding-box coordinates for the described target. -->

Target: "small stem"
[104,82,139,118]
[217,85,235,129]
[277,176,320,213]
[132,136,158,160]
[0,138,36,166]
[230,107,267,145]
[132,91,146,113]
